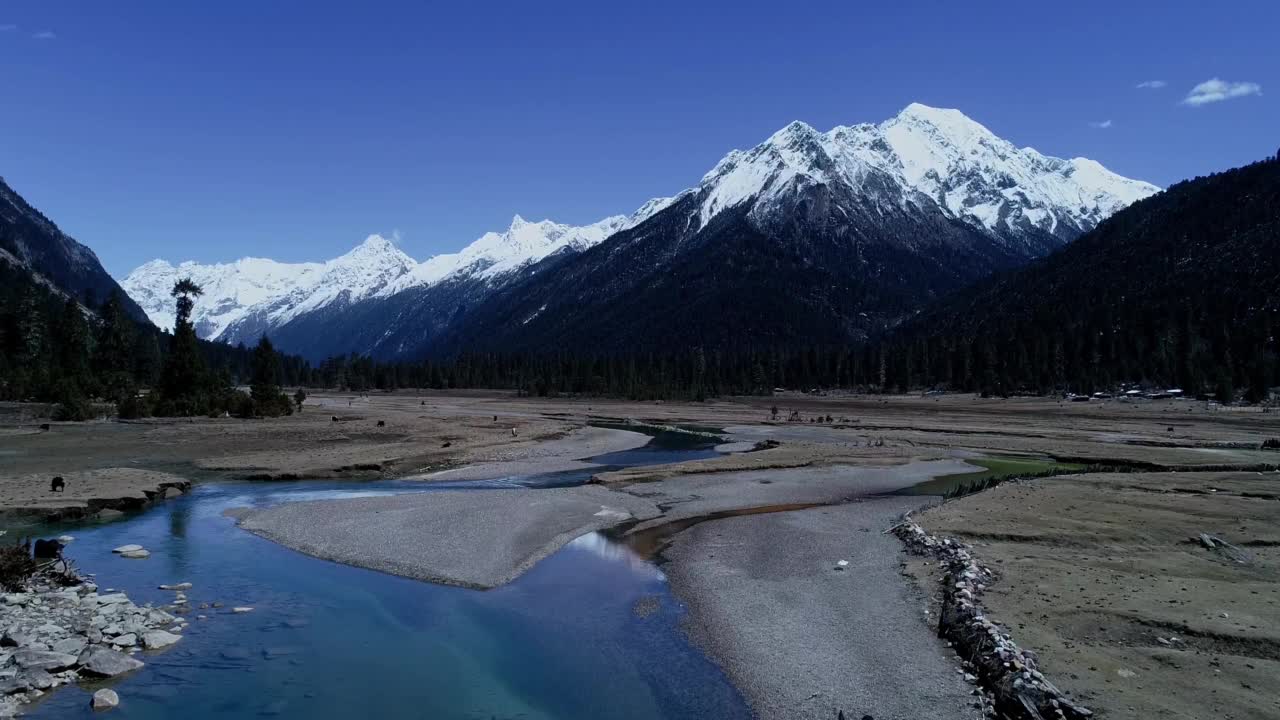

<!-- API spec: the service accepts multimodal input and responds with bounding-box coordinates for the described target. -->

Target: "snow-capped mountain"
[424,105,1161,355]
[695,103,1158,244]
[122,201,670,345]
[121,103,1159,359]
[123,234,416,340]
[380,199,672,296]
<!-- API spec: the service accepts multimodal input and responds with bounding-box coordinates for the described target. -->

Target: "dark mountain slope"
[0,176,149,324]
[894,156,1280,397]
[426,183,1034,356]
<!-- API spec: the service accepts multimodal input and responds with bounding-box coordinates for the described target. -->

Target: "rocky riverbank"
[0,569,184,716]
[893,519,1093,720]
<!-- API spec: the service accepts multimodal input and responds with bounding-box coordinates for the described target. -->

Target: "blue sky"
[1,1,1275,277]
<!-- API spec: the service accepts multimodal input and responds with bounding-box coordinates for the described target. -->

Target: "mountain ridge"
[120,103,1160,357]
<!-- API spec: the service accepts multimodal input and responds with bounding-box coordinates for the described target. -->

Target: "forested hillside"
[883,155,1280,399]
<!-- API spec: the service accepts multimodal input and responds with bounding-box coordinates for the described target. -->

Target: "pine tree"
[157,278,208,415]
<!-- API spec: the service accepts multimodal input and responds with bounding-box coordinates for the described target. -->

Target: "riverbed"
[15,430,750,719]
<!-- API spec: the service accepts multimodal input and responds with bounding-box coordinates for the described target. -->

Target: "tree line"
[0,262,303,418]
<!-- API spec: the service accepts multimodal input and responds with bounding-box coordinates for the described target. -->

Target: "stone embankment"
[893,520,1094,720]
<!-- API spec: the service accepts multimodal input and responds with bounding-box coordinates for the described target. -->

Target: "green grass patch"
[905,456,1086,498]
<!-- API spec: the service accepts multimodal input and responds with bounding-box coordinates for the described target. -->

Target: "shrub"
[53,395,95,421]
[1263,438,1280,450]
[0,544,36,592]
[116,394,149,419]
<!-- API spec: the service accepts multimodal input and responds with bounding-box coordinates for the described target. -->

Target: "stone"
[231,607,254,614]
[51,637,87,656]
[158,583,192,591]
[110,545,143,554]
[0,678,29,695]
[110,633,137,647]
[18,669,54,690]
[95,593,130,606]
[141,630,181,650]
[57,535,75,544]
[91,688,120,710]
[12,649,78,671]
[0,630,31,648]
[119,550,150,559]
[76,646,144,678]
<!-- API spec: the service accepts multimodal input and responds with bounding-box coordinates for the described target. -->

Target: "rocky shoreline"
[0,568,185,716]
[892,519,1094,720]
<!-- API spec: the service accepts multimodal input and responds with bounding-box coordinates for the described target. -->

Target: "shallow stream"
[17,430,750,719]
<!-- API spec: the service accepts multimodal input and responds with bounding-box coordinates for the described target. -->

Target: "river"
[18,429,751,719]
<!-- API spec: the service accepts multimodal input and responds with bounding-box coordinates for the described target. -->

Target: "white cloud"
[1183,78,1262,106]
[1088,119,1113,129]
[1135,80,1166,89]
[32,30,55,40]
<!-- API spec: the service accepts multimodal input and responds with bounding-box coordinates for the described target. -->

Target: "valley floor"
[1,391,1277,719]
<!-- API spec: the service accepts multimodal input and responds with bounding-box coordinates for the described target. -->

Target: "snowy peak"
[694,103,1160,240]
[120,197,673,343]
[121,234,414,339]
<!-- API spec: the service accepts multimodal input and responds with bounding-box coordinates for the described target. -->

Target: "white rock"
[158,583,192,591]
[119,550,150,559]
[91,688,120,710]
[231,607,254,614]
[110,633,137,647]
[110,545,143,554]
[141,630,181,650]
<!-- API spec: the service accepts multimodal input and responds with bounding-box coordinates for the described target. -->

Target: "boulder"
[119,549,150,559]
[110,545,142,554]
[0,629,31,648]
[231,607,254,614]
[12,649,78,671]
[76,646,144,677]
[19,668,55,690]
[91,688,120,711]
[110,633,137,648]
[51,637,88,656]
[158,583,192,591]
[141,630,181,650]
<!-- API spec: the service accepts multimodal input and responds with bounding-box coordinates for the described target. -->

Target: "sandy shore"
[235,456,977,588]
[665,499,979,720]
[238,485,661,589]
[0,468,190,523]
[909,470,1280,720]
[405,426,651,481]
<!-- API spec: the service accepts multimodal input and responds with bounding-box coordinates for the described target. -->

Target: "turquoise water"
[20,433,748,719]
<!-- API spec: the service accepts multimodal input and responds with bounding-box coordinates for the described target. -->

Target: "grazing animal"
[441,441,452,448]
[493,415,498,422]
[39,423,50,431]
[331,416,339,422]
[50,476,65,493]
[376,420,386,427]
[32,538,62,560]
